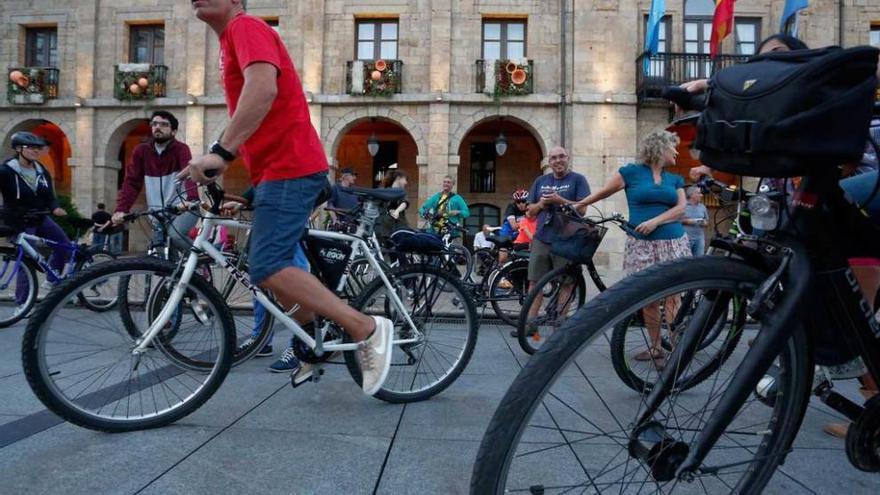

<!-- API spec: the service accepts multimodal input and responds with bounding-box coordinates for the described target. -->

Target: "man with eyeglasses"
[516,146,590,337]
[111,110,199,252]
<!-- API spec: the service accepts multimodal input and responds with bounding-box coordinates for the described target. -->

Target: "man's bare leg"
[262,267,374,341]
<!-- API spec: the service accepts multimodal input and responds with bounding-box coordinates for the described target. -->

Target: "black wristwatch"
[209,141,236,162]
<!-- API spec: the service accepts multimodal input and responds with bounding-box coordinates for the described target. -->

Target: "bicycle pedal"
[290,364,323,389]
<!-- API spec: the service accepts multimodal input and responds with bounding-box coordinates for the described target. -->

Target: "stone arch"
[103,115,152,171]
[0,114,75,150]
[325,107,427,161]
[448,109,554,158]
[1,116,75,196]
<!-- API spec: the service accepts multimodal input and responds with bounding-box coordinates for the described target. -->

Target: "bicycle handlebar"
[661,86,708,112]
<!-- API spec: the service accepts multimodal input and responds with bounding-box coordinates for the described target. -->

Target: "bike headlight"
[747,194,780,231]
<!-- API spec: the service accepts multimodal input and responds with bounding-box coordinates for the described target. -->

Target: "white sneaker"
[358,316,393,396]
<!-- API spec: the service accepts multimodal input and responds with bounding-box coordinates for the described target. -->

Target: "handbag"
[549,212,607,264]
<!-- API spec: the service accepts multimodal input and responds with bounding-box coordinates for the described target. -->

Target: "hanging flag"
[780,0,809,35]
[643,0,666,74]
[709,0,736,58]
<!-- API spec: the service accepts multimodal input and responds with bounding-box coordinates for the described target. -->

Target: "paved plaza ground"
[0,312,878,494]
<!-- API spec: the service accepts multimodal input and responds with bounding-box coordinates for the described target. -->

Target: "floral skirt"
[623,235,692,276]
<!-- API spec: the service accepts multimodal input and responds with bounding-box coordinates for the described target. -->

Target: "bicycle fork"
[629,244,810,482]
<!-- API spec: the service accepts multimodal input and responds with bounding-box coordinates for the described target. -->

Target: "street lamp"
[367,132,380,157]
[495,131,508,157]
[367,117,379,157]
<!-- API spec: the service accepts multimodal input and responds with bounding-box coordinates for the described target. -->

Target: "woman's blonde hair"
[638,130,680,166]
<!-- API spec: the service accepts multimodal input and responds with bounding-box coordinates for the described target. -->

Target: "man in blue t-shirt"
[515,146,590,337]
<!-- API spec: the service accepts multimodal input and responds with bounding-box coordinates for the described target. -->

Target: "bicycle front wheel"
[0,247,37,328]
[22,258,235,432]
[345,263,478,403]
[516,264,586,354]
[472,257,812,494]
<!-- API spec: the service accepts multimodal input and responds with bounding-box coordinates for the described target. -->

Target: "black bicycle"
[472,88,880,492]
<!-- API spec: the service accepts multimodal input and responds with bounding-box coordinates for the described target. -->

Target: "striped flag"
[643,0,666,74]
[710,0,736,58]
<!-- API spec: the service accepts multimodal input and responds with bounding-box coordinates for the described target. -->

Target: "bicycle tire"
[610,290,746,393]
[22,257,235,432]
[516,264,586,354]
[0,246,38,328]
[204,253,275,367]
[444,244,474,282]
[488,259,531,327]
[344,263,478,403]
[74,249,118,311]
[471,257,813,494]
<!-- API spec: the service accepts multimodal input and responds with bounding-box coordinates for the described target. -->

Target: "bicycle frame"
[634,171,880,479]
[13,232,82,283]
[132,208,421,356]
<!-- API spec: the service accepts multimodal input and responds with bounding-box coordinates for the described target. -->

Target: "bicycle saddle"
[343,186,406,203]
[487,235,514,249]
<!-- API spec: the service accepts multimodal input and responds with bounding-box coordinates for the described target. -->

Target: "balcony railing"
[114,64,168,100]
[7,67,59,105]
[636,52,748,104]
[346,59,402,96]
[476,59,534,96]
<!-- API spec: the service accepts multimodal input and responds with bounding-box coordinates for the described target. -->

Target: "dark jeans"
[17,217,69,304]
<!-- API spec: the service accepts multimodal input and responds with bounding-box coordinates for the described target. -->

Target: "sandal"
[633,347,665,362]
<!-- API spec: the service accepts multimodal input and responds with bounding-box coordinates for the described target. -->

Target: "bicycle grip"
[660,86,707,112]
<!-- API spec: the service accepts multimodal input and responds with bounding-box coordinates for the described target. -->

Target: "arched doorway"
[457,118,542,232]
[3,119,72,196]
[335,118,419,221]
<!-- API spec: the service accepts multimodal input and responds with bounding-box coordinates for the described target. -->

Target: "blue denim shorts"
[249,172,328,285]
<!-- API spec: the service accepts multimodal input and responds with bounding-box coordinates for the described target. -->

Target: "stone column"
[72,1,99,212]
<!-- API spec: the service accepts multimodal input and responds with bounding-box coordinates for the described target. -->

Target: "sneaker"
[358,316,393,395]
[256,344,273,357]
[269,347,300,373]
[290,362,315,387]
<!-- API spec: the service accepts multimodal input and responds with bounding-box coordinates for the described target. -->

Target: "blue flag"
[780,0,809,34]
[643,0,665,75]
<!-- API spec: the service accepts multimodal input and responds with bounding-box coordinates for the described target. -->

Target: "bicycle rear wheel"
[471,257,812,494]
[22,258,235,432]
[344,263,478,403]
[610,289,746,393]
[516,264,586,354]
[74,249,118,311]
[488,259,530,326]
[0,247,37,328]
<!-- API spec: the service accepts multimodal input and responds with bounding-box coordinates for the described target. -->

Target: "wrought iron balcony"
[7,67,59,105]
[114,64,168,100]
[476,59,534,96]
[346,59,403,96]
[636,52,748,105]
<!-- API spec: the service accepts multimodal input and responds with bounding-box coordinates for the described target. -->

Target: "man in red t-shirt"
[182,0,392,395]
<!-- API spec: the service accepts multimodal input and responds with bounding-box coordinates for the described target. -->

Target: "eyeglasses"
[549,154,567,160]
[20,145,47,150]
[150,121,171,128]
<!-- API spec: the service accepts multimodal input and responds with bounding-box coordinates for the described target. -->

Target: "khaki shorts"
[528,238,569,282]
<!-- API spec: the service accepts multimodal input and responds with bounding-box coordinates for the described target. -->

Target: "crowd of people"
[3,1,878,438]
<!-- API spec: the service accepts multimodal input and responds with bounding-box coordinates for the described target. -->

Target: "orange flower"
[375,59,388,71]
[511,68,527,85]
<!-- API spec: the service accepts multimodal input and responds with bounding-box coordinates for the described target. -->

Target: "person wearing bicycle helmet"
[496,189,529,263]
[0,131,69,304]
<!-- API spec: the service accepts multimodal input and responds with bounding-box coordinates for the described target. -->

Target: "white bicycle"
[21,182,479,432]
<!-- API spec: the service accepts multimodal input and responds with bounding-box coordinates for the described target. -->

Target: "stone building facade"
[1,0,879,272]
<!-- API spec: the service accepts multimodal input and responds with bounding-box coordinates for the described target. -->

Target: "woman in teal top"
[575,130,689,364]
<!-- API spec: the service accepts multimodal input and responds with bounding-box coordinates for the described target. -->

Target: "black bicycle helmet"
[10,131,48,148]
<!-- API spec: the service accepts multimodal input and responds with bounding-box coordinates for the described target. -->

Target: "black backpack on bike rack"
[696,45,879,178]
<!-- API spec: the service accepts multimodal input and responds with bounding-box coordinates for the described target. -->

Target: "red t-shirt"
[219,14,328,184]
[514,216,538,245]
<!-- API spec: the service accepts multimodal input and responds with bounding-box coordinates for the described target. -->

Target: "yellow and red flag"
[709,0,736,58]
